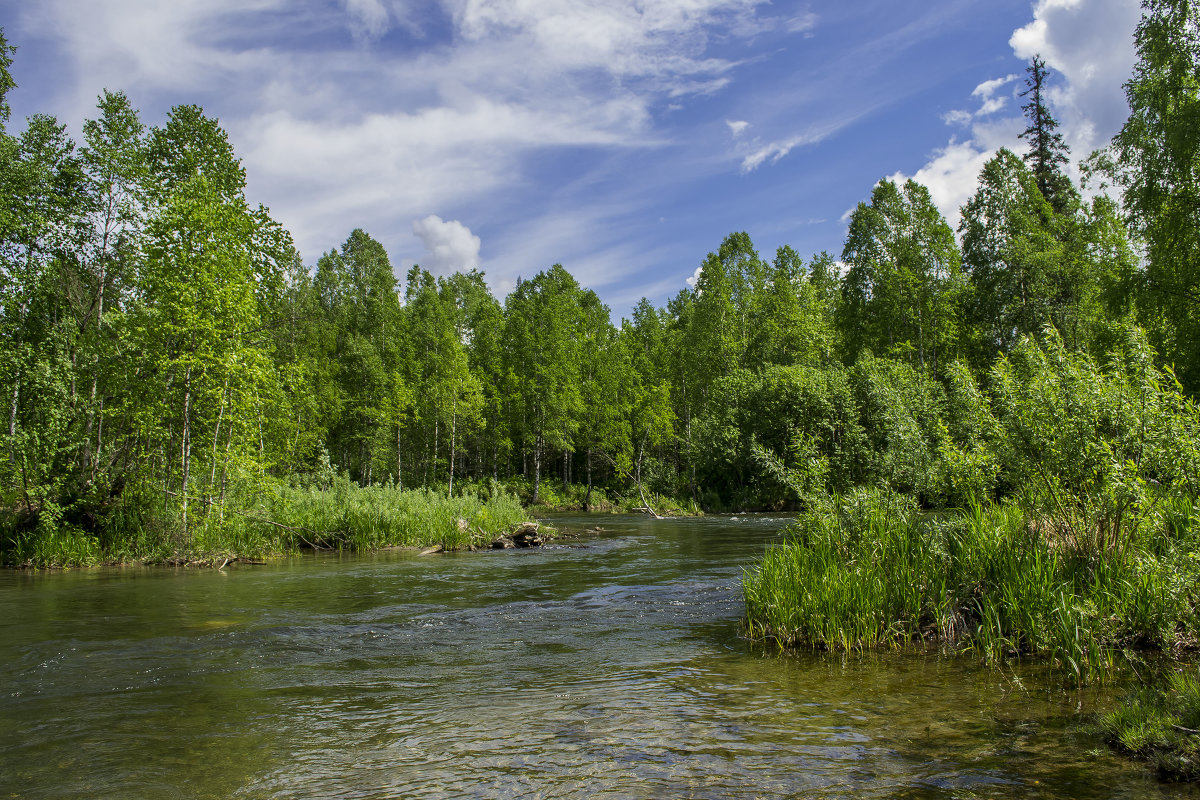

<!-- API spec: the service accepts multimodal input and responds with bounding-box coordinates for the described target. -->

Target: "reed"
[1,474,529,566]
[743,487,1198,684]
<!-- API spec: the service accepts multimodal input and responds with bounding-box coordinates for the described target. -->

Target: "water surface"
[1,514,1193,798]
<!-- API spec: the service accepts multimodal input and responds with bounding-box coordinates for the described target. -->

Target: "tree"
[960,148,1065,360]
[318,230,403,484]
[840,179,964,373]
[0,27,15,128]
[131,174,278,540]
[144,105,246,204]
[76,91,147,483]
[1018,55,1075,214]
[746,245,838,368]
[502,265,585,503]
[0,115,88,504]
[1110,0,1200,391]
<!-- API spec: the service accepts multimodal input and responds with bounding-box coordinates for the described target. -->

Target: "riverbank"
[743,487,1199,681]
[474,477,703,517]
[1100,667,1200,780]
[0,476,530,568]
[742,486,1200,781]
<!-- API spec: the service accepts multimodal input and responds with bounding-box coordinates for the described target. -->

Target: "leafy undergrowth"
[467,477,703,517]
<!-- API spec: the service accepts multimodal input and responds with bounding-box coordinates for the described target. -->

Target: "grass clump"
[1101,669,1200,780]
[258,476,527,552]
[743,488,1199,686]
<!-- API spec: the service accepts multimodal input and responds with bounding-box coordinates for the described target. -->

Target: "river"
[0,513,1193,799]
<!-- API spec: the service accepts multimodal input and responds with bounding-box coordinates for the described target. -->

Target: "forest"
[1,3,1199,565]
[3,0,1200,779]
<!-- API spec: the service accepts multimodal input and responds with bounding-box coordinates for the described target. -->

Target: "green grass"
[462,477,703,516]
[743,488,1199,685]
[0,474,530,566]
[1100,668,1200,780]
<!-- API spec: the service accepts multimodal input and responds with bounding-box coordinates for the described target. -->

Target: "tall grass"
[254,477,527,552]
[1,474,529,566]
[743,487,1198,685]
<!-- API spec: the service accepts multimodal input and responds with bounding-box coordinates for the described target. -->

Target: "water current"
[1,513,1196,799]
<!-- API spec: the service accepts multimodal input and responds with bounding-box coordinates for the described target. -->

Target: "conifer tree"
[1018,55,1075,213]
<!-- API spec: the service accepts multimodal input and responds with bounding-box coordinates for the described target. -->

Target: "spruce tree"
[1018,55,1074,213]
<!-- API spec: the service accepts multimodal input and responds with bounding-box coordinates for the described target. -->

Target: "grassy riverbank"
[0,475,528,567]
[743,488,1199,684]
[1100,667,1200,780]
[484,477,702,516]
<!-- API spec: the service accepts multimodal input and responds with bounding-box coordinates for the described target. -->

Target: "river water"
[0,513,1194,799]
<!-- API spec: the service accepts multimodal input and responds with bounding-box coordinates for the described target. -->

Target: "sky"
[0,0,1144,317]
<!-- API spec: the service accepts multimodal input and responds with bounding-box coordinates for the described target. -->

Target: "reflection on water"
[0,514,1192,799]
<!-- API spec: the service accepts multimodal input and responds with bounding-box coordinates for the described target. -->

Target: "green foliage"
[745,329,1200,684]
[1109,0,1200,391]
[841,179,965,374]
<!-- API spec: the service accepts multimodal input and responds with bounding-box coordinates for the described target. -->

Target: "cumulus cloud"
[889,118,1023,231]
[893,0,1140,228]
[412,215,481,274]
[726,119,749,137]
[1009,0,1142,155]
[18,0,789,262]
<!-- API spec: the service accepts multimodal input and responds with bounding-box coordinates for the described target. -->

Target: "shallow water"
[0,513,1194,799]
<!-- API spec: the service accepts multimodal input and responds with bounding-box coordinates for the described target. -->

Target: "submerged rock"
[511,522,545,547]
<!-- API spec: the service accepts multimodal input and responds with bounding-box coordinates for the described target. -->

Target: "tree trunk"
[449,397,458,495]
[396,424,403,490]
[532,433,542,504]
[562,448,569,494]
[207,378,229,505]
[180,364,193,543]
[7,300,26,463]
[585,447,593,510]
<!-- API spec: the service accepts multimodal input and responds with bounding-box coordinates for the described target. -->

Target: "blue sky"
[1,0,1142,317]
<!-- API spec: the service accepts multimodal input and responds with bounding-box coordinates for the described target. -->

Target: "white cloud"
[740,128,832,172]
[942,109,974,127]
[787,12,817,34]
[726,119,749,137]
[895,0,1140,227]
[972,74,1018,102]
[888,120,1020,231]
[943,74,1018,127]
[449,0,763,90]
[1009,0,1141,155]
[19,0,784,265]
[686,265,703,287]
[412,215,481,274]
[345,0,391,41]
